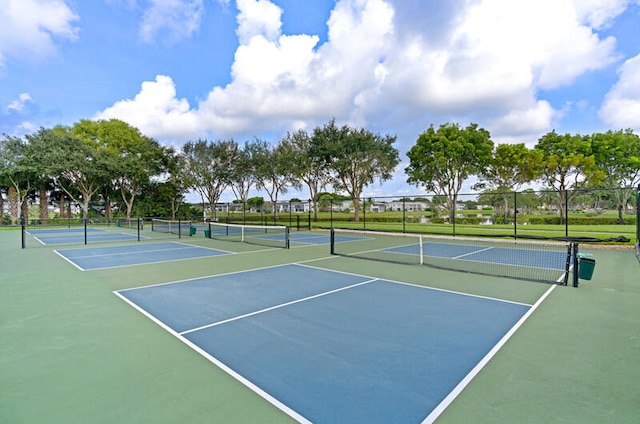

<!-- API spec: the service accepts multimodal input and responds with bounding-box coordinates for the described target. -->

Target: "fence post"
[402,196,406,234]
[330,199,333,228]
[362,197,366,230]
[564,189,569,238]
[636,184,639,245]
[513,191,518,239]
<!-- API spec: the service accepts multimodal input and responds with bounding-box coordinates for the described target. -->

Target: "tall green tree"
[182,139,239,219]
[38,126,113,219]
[255,140,299,220]
[590,129,640,224]
[72,119,168,219]
[476,143,542,222]
[230,139,267,219]
[534,131,602,224]
[406,122,494,223]
[283,129,331,221]
[312,119,400,221]
[0,134,40,223]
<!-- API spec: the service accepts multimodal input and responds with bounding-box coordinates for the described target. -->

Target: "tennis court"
[55,242,231,271]
[27,227,140,245]
[116,263,535,423]
[2,226,639,424]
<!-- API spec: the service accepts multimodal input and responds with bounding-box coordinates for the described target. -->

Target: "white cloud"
[235,0,282,45]
[96,0,631,145]
[598,54,640,131]
[139,0,205,42]
[94,75,200,138]
[6,93,33,112]
[489,100,558,142]
[0,0,79,67]
[573,0,636,29]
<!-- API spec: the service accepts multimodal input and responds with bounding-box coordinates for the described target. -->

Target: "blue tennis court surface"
[27,228,104,235]
[116,264,533,423]
[32,228,139,245]
[289,232,366,245]
[386,242,568,269]
[56,242,231,270]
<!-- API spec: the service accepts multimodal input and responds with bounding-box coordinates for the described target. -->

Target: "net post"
[84,218,88,245]
[178,218,181,239]
[137,218,141,242]
[419,234,424,265]
[330,228,335,255]
[562,243,572,286]
[21,216,26,249]
[636,185,639,262]
[572,242,579,287]
[241,226,245,243]
[285,226,290,249]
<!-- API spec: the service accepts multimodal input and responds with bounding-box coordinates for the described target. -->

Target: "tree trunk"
[8,185,19,224]
[59,193,66,219]
[39,187,48,223]
[618,204,624,225]
[353,197,361,222]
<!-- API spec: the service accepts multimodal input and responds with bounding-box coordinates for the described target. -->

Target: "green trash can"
[578,255,596,280]
[204,229,210,238]
[189,226,196,236]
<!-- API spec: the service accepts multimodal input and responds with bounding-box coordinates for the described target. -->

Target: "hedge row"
[527,216,637,225]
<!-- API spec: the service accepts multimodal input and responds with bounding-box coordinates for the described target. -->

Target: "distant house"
[369,203,387,213]
[387,201,428,212]
[274,201,310,213]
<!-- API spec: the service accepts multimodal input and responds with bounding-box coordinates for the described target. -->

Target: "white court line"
[117,262,304,292]
[53,249,86,271]
[421,283,557,423]
[180,278,378,335]
[452,246,494,259]
[112,288,315,424]
[295,262,534,307]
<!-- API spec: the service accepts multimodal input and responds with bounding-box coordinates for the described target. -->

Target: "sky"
[1,0,639,202]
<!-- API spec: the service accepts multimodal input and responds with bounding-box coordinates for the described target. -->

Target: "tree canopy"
[406,122,494,222]
[2,117,639,226]
[311,119,400,221]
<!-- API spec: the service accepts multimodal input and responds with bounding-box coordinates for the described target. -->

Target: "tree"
[406,122,494,223]
[476,143,542,223]
[230,139,267,219]
[284,129,331,221]
[534,131,602,224]
[38,126,112,219]
[255,140,299,220]
[312,119,400,221]
[72,119,168,219]
[590,129,640,224]
[182,139,239,219]
[0,134,40,223]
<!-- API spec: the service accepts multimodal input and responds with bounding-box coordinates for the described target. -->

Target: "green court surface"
[1,228,639,423]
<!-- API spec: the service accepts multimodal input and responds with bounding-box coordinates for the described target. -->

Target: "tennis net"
[151,219,192,236]
[330,228,575,284]
[116,218,142,230]
[208,222,289,249]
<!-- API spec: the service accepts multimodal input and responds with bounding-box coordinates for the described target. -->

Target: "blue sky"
[1,0,639,201]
